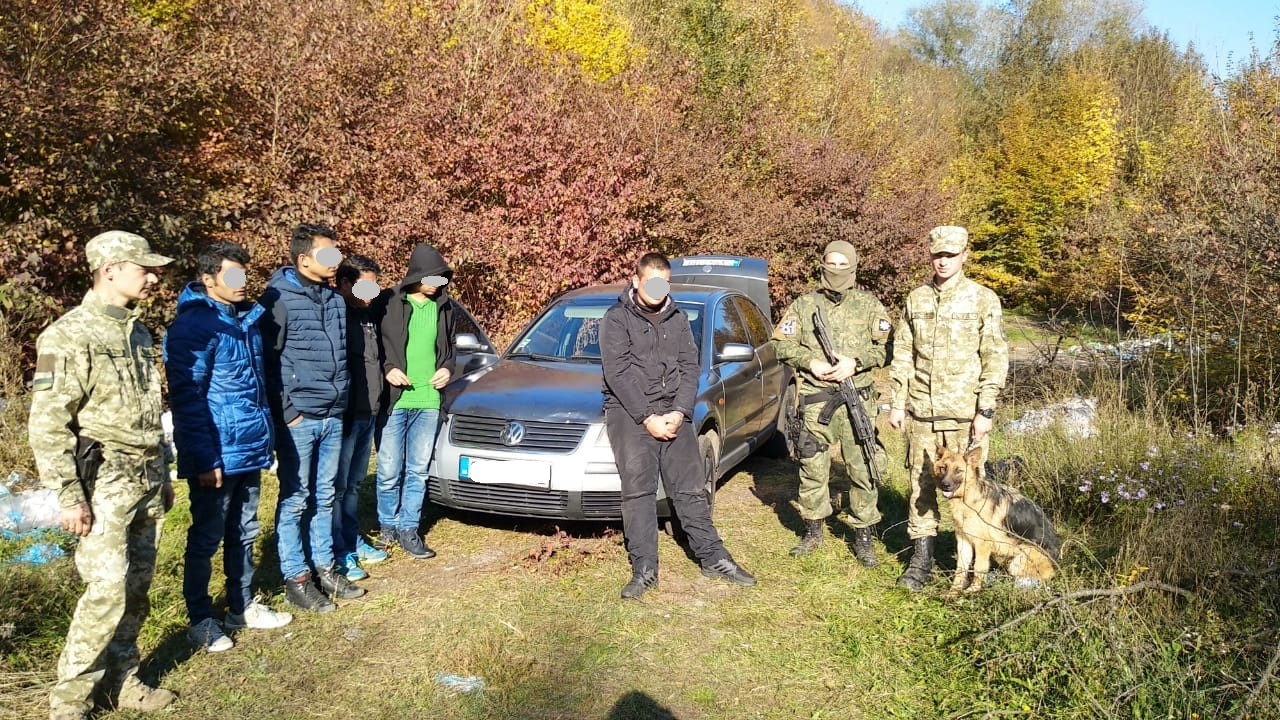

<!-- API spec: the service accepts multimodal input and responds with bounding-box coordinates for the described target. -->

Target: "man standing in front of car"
[601,252,757,600]
[771,240,891,567]
[888,226,1008,592]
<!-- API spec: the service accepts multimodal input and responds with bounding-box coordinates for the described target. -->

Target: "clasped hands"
[808,354,859,383]
[643,411,684,441]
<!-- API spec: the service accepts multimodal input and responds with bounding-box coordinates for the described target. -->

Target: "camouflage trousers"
[796,399,884,528]
[904,415,988,539]
[50,450,166,717]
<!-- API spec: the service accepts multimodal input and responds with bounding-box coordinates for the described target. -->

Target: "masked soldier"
[29,231,177,720]
[888,226,1009,592]
[771,240,891,566]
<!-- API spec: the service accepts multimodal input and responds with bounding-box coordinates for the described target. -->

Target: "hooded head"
[819,240,858,298]
[400,243,453,297]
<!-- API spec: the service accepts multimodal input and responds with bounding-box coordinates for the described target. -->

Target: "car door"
[709,297,762,456]
[732,295,783,442]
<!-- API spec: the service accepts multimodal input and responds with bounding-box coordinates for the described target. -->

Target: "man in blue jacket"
[165,242,293,652]
[259,224,365,612]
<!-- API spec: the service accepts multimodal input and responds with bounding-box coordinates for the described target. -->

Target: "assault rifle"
[812,310,884,487]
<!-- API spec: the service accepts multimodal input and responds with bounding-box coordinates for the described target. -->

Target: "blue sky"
[849,0,1280,75]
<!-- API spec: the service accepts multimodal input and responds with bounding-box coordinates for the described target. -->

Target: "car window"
[511,301,703,361]
[732,295,772,348]
[712,298,749,355]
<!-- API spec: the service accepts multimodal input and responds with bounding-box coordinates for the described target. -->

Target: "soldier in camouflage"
[771,240,891,566]
[28,231,178,720]
[888,226,1009,592]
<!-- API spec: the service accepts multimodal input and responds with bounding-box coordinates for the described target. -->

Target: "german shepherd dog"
[932,446,1061,597]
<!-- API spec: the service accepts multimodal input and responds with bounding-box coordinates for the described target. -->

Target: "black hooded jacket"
[379,244,458,409]
[600,288,699,424]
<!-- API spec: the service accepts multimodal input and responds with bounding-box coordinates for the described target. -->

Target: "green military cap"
[85,231,175,271]
[928,226,968,254]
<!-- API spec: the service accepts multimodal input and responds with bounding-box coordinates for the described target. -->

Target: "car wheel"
[699,429,720,514]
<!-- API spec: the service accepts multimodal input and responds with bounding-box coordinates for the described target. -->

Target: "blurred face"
[931,249,967,284]
[298,236,341,282]
[102,261,161,305]
[632,266,671,309]
[339,270,380,308]
[203,259,248,305]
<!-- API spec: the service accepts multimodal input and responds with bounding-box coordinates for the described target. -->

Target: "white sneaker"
[225,601,294,631]
[188,618,234,652]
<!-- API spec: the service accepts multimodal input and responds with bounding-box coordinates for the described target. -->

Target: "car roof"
[554,282,735,305]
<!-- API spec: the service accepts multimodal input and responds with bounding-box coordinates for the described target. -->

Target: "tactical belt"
[802,386,873,406]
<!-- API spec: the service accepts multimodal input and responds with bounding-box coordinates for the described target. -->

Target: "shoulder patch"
[878,319,891,333]
[33,354,56,391]
[778,319,798,336]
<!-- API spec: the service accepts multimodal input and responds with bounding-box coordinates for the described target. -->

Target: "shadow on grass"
[607,690,680,720]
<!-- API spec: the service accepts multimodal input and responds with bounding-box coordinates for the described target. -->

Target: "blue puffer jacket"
[259,267,349,423]
[164,283,274,479]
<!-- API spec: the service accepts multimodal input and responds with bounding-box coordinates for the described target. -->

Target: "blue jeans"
[334,415,377,558]
[375,408,440,532]
[183,471,262,623]
[275,417,343,580]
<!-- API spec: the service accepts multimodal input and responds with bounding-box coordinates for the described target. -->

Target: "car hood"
[447,359,606,423]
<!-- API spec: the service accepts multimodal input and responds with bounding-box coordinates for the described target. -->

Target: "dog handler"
[887,226,1008,592]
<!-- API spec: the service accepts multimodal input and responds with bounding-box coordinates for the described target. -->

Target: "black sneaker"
[375,526,400,552]
[620,569,659,600]
[284,572,336,614]
[700,557,757,587]
[317,566,367,600]
[398,530,437,559]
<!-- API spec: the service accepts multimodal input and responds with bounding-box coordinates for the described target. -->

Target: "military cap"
[928,226,968,254]
[85,231,175,271]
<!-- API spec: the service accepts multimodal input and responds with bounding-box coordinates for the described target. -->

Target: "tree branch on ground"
[974,581,1193,642]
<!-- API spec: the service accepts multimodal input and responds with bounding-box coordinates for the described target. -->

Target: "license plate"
[459,457,552,488]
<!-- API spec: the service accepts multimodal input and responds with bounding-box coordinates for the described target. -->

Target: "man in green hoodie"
[376,243,458,559]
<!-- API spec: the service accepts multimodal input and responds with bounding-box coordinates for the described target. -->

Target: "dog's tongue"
[941,489,956,499]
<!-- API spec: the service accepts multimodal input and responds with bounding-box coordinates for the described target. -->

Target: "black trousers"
[605,408,730,572]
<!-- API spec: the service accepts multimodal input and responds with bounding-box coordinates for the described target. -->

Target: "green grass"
[2,367,1278,719]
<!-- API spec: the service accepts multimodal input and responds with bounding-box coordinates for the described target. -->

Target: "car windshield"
[508,300,703,362]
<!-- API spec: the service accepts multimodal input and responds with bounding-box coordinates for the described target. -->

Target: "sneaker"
[620,568,659,600]
[700,557,758,587]
[317,566,367,600]
[375,526,400,551]
[340,552,368,581]
[115,676,177,711]
[284,572,336,614]
[187,618,233,653]
[357,538,389,565]
[225,601,293,631]
[398,529,436,559]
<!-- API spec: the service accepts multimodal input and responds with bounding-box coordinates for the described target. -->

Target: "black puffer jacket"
[600,288,698,424]
[380,244,458,409]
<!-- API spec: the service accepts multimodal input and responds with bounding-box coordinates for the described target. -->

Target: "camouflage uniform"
[772,290,891,526]
[28,232,174,719]
[889,231,1008,542]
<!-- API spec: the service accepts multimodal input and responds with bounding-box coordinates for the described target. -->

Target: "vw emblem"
[500,421,526,446]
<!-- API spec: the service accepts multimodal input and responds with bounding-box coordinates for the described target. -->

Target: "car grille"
[449,415,589,453]
[430,476,569,515]
[428,479,622,519]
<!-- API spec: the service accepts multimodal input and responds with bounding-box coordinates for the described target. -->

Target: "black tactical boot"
[789,519,825,557]
[852,526,879,568]
[317,565,367,600]
[896,536,935,592]
[620,568,659,600]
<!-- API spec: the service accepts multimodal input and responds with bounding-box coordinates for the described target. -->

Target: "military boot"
[114,676,176,712]
[896,536,935,592]
[789,519,824,557]
[852,526,879,568]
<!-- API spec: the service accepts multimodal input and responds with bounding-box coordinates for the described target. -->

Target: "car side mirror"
[455,333,487,352]
[715,343,755,364]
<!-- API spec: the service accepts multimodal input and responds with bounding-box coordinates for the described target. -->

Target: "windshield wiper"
[566,354,601,363]
[507,351,563,362]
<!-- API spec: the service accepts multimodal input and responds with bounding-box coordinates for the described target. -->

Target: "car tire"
[698,429,720,514]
